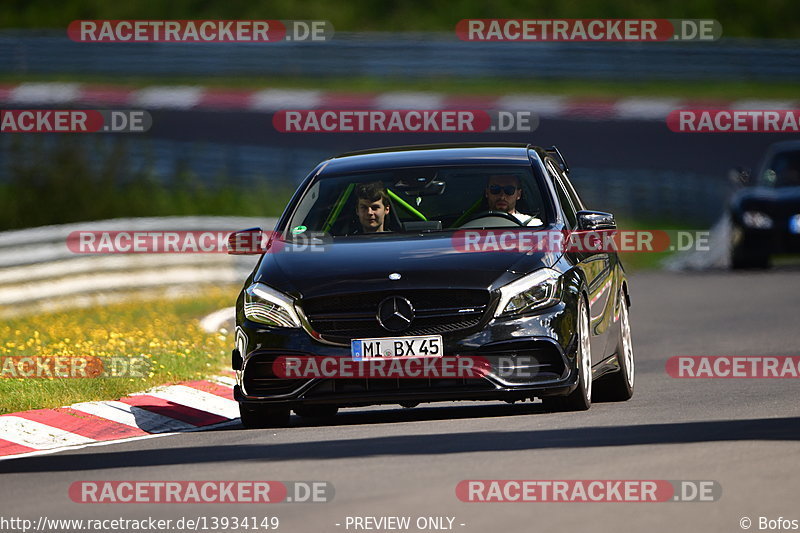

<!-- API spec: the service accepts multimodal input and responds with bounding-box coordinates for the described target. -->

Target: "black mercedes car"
[730,140,800,268]
[231,144,635,428]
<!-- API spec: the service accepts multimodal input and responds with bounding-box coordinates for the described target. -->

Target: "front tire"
[544,296,591,412]
[594,288,635,402]
[731,228,770,269]
[731,246,770,269]
[239,404,290,429]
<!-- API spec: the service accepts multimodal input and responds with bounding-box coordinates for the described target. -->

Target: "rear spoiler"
[544,145,570,174]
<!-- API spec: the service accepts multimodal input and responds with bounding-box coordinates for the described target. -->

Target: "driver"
[355,181,391,233]
[485,174,542,226]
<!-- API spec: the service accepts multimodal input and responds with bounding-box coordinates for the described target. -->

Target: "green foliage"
[0,136,293,230]
[0,287,237,414]
[1,0,799,38]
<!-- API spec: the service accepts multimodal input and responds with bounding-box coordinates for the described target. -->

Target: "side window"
[546,160,577,228]
[561,173,586,212]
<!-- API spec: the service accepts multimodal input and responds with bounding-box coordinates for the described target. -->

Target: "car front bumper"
[234,302,580,408]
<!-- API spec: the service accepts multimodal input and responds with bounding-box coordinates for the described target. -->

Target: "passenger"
[485,174,542,226]
[355,181,392,233]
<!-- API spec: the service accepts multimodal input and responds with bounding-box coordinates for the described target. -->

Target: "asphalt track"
[0,268,798,533]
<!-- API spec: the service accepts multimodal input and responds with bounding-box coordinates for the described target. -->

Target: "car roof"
[322,143,538,174]
[767,140,800,153]
[757,140,800,176]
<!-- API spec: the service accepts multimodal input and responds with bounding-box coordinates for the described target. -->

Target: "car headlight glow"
[495,268,561,317]
[742,210,773,229]
[244,282,302,328]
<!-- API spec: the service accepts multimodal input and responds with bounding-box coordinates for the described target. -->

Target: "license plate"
[351,335,443,360]
[790,215,800,234]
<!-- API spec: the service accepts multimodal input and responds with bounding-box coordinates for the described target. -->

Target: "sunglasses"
[488,185,519,195]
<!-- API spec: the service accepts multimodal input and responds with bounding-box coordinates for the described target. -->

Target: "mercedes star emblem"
[377,296,415,332]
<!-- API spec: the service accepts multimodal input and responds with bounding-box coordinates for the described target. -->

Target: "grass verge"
[0,286,238,414]
[615,217,696,271]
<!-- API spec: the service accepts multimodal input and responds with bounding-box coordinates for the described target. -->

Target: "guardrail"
[2,31,800,81]
[0,216,276,314]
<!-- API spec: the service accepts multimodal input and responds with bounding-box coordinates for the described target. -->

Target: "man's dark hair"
[355,181,390,206]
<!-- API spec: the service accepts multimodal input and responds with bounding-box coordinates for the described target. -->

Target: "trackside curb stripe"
[0,374,238,459]
[2,82,797,121]
[118,394,229,426]
[69,400,198,433]
[12,408,146,440]
[0,416,95,449]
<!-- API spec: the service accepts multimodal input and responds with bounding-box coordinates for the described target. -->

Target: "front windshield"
[760,150,800,188]
[286,165,549,236]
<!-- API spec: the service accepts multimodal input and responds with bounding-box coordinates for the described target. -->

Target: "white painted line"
[495,95,567,118]
[8,82,81,104]
[210,375,237,387]
[200,306,236,333]
[375,92,444,109]
[69,401,195,433]
[133,86,204,109]
[135,385,240,419]
[0,416,95,450]
[0,419,241,462]
[250,89,322,110]
[614,97,682,120]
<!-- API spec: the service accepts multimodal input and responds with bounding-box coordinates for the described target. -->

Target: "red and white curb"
[2,82,797,121]
[0,374,240,461]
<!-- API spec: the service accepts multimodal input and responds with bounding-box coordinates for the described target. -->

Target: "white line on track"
[250,89,322,110]
[134,385,240,419]
[0,417,95,449]
[375,91,444,109]
[0,419,241,462]
[69,401,196,433]
[210,375,237,387]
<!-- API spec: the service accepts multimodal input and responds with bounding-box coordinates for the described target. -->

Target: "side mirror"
[227,228,267,255]
[728,167,751,187]
[576,210,616,231]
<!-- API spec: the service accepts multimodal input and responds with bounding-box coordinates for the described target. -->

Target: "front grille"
[301,289,490,343]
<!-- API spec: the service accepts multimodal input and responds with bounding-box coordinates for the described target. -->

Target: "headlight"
[244,282,301,328]
[495,268,561,317]
[742,210,773,229]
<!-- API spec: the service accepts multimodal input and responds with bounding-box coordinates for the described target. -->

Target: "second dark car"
[729,140,800,268]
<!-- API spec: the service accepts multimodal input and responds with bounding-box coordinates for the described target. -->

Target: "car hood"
[255,233,561,299]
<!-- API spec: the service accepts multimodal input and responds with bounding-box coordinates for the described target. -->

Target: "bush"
[0,136,293,230]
